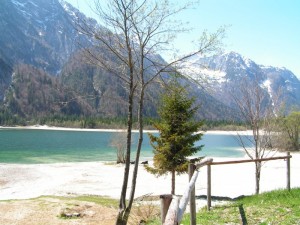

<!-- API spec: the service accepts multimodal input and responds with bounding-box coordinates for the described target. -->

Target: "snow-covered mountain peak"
[220,51,257,69]
[180,51,260,84]
[179,51,300,111]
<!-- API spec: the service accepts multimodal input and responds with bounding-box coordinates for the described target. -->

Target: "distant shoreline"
[0,125,253,135]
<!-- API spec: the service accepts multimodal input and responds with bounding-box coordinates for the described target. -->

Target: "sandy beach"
[1,153,299,206]
[0,126,299,211]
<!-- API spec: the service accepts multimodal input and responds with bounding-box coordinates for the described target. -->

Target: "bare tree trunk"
[122,88,145,223]
[254,127,261,195]
[171,170,175,195]
[116,87,134,225]
[255,161,261,195]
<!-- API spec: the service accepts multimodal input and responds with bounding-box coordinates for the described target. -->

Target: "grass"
[32,195,118,209]
[64,195,119,207]
[2,189,299,224]
[148,188,300,224]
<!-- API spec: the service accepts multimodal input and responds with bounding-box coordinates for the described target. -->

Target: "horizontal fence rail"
[162,152,292,225]
[209,155,292,166]
[202,153,292,212]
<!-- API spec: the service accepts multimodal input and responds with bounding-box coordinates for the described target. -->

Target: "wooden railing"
[161,152,292,225]
[160,158,213,225]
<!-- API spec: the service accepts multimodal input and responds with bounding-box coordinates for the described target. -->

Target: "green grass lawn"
[149,188,300,224]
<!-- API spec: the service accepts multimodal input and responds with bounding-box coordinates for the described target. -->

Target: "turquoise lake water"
[0,129,251,164]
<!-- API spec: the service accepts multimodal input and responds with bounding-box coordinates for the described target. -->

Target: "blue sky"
[65,0,300,78]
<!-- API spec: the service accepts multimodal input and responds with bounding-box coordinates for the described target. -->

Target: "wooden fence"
[161,152,292,225]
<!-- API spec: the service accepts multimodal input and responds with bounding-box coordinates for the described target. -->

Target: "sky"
[65,0,300,78]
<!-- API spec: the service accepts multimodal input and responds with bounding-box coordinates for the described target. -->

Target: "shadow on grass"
[196,195,249,224]
[238,204,248,225]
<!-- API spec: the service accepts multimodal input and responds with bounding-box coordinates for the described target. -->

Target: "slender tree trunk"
[116,85,145,225]
[116,87,134,225]
[255,161,261,194]
[126,88,145,219]
[171,170,175,195]
[254,127,261,195]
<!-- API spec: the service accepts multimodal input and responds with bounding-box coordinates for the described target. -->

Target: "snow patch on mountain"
[200,68,226,83]
[243,57,254,68]
[261,79,274,105]
[180,51,300,112]
[180,65,226,84]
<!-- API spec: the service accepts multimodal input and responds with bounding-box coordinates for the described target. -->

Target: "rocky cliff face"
[1,0,77,74]
[0,0,96,99]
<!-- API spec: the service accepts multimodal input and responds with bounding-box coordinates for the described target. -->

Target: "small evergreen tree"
[146,80,204,195]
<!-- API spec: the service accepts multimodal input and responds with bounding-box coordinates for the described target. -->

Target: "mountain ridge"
[181,51,300,111]
[0,0,299,124]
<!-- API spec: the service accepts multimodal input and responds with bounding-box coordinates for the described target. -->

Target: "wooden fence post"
[188,163,197,225]
[207,163,212,211]
[163,159,214,225]
[164,196,180,225]
[160,194,173,224]
[287,152,291,191]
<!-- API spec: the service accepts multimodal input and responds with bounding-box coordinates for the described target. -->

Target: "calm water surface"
[0,129,251,164]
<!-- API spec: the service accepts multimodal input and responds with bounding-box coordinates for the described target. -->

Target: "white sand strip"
[0,153,299,204]
[0,125,153,133]
[0,125,252,135]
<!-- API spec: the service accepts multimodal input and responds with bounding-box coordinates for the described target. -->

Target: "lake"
[0,128,251,164]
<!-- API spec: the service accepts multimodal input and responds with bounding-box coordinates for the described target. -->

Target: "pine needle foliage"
[145,80,204,194]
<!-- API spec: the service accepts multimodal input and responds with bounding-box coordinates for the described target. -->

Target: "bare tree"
[110,132,128,163]
[232,76,276,194]
[76,0,224,224]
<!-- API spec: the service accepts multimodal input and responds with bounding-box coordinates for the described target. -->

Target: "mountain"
[261,65,300,109]
[0,0,298,124]
[0,0,241,122]
[1,0,73,74]
[0,0,96,100]
[60,52,240,121]
[181,52,300,112]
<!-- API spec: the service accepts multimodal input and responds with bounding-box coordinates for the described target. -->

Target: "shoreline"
[0,125,253,135]
[1,153,299,203]
[2,125,293,206]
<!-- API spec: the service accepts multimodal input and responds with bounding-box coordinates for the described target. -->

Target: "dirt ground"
[0,197,117,225]
[0,196,160,225]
